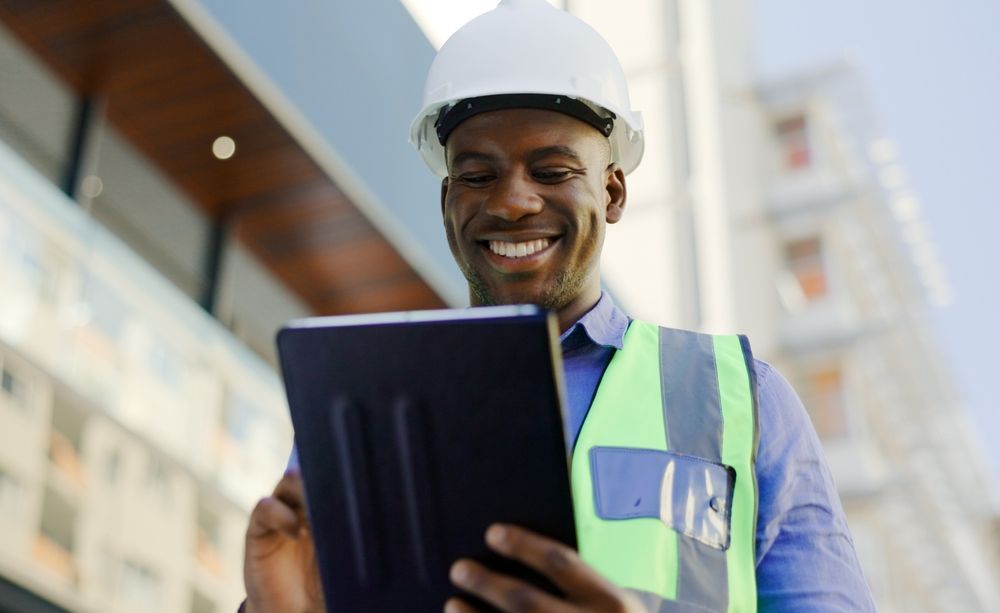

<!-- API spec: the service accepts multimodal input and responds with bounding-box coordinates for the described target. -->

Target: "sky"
[401,0,1000,475]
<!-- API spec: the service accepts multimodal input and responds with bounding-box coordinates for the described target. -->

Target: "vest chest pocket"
[589,447,736,550]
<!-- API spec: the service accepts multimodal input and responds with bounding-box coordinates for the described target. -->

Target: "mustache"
[469,220,564,235]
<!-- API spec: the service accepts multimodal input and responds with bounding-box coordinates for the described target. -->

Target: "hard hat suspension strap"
[435,93,616,146]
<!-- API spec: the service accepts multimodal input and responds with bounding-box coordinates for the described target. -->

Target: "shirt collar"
[559,291,628,351]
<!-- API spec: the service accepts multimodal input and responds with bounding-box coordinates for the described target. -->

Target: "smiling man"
[241,1,876,612]
[441,108,622,331]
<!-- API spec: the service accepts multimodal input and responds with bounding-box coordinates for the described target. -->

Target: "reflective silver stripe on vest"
[626,587,721,612]
[658,327,728,611]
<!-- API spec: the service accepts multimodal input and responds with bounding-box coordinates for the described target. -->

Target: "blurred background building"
[567,0,1000,610]
[0,1,996,612]
[0,1,456,611]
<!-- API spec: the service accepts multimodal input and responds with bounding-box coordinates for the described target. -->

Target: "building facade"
[0,1,454,611]
[564,0,1000,611]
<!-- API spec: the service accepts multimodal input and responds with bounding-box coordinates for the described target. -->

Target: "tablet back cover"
[277,306,576,611]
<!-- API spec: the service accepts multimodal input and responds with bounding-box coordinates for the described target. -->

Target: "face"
[441,108,626,319]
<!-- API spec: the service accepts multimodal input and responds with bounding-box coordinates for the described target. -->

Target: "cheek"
[441,202,470,256]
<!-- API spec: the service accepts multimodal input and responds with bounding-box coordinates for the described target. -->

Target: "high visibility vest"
[570,320,759,612]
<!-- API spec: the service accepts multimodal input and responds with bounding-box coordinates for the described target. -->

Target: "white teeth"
[488,238,551,258]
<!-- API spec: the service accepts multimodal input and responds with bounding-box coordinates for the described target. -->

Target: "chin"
[482,285,573,311]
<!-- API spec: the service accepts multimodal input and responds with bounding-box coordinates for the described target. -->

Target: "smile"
[487,238,552,259]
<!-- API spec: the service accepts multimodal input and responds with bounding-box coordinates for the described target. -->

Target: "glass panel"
[0,23,75,186]
[801,367,849,440]
[775,114,811,170]
[785,236,828,301]
[0,467,24,519]
[89,125,210,302]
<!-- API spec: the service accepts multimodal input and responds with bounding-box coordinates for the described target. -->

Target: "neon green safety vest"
[570,320,759,612]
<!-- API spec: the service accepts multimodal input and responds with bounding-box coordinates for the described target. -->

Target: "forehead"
[445,108,606,161]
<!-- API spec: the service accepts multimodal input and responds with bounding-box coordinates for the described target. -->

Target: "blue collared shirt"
[563,292,875,611]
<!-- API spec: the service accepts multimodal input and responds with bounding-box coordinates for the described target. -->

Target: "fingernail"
[450,561,469,586]
[486,524,507,547]
[444,599,461,613]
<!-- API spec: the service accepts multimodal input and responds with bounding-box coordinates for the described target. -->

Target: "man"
[242,1,875,611]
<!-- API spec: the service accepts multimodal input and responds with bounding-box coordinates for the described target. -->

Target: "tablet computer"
[276,305,576,611]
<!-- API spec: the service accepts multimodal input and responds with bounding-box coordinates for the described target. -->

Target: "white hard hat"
[409,0,644,177]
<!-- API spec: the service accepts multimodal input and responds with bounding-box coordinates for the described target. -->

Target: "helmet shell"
[409,0,644,177]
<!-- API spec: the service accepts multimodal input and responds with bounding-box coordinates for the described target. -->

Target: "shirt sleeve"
[753,360,876,612]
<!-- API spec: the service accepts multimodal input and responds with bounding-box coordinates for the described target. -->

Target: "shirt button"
[709,496,724,513]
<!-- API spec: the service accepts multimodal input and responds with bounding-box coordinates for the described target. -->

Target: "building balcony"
[765,177,862,221]
[821,434,889,497]
[0,135,290,512]
[777,297,875,355]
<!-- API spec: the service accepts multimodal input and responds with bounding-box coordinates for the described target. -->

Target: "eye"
[533,168,577,183]
[453,173,496,187]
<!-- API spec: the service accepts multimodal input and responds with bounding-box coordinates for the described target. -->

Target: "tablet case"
[277,306,577,611]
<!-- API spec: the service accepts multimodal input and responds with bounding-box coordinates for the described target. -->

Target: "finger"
[484,524,618,601]
[272,468,307,512]
[443,597,480,613]
[247,495,302,539]
[450,559,571,613]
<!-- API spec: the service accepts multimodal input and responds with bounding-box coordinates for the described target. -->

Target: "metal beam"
[61,94,105,207]
[199,218,228,315]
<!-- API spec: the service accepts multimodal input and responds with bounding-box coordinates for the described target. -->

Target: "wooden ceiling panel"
[108,55,228,106]
[0,0,446,315]
[317,275,445,314]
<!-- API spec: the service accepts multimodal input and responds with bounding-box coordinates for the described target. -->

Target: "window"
[36,486,77,581]
[0,22,76,185]
[775,114,811,170]
[196,500,225,577]
[145,339,183,390]
[118,559,161,609]
[785,236,828,302]
[89,124,210,303]
[1,362,30,409]
[18,247,60,303]
[143,455,172,507]
[801,367,849,440]
[221,391,260,444]
[82,275,130,342]
[49,396,87,486]
[0,468,24,520]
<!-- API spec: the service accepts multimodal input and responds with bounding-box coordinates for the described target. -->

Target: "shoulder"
[749,360,875,609]
[751,359,814,438]
[750,358,831,496]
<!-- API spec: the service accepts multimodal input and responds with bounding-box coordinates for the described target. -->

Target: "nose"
[484,173,543,222]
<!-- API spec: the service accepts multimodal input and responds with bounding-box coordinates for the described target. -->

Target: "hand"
[445,524,646,613]
[243,469,325,613]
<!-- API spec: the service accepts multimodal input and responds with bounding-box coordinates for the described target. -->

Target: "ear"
[440,177,449,218]
[604,165,627,224]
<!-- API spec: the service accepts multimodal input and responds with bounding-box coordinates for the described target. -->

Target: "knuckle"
[251,496,273,517]
[543,544,575,573]
[600,592,633,613]
[504,586,541,612]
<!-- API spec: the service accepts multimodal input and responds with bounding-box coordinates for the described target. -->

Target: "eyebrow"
[450,146,585,169]
[449,151,496,168]
[528,146,584,165]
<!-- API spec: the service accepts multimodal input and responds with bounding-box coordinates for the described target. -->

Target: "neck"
[465,276,603,333]
[554,285,601,333]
